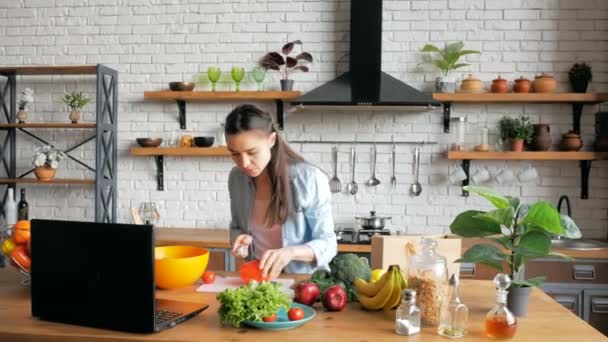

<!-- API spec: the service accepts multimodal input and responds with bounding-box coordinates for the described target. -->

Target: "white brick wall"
[1,0,607,238]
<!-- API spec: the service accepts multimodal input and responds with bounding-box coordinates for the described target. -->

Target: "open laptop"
[30,219,208,333]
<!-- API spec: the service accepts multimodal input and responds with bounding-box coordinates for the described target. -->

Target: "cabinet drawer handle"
[460,263,476,277]
[572,265,594,280]
[554,296,576,312]
[591,298,608,314]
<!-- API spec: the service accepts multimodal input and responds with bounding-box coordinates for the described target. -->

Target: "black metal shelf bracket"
[461,159,470,197]
[276,100,284,130]
[443,103,451,133]
[572,103,583,134]
[176,100,186,129]
[580,160,591,199]
[155,155,164,191]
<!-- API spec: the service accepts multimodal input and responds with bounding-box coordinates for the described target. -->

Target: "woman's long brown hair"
[225,104,305,226]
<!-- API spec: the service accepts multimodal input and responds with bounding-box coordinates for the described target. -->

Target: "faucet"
[555,195,571,240]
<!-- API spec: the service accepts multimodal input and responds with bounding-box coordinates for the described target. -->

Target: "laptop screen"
[31,219,157,333]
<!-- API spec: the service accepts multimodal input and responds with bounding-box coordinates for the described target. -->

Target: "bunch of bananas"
[354,265,407,311]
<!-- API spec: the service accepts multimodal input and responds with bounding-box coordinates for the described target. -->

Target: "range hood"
[291,0,439,110]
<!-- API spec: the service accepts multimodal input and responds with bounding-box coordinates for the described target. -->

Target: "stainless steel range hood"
[291,0,439,110]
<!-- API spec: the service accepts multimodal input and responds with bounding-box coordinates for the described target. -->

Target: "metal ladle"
[366,144,380,186]
[346,147,358,195]
[410,147,422,196]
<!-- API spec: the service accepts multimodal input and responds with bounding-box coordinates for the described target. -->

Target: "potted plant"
[32,145,66,181]
[62,91,91,124]
[449,186,581,317]
[16,88,34,124]
[498,116,533,152]
[568,62,592,93]
[419,41,480,93]
[259,40,313,91]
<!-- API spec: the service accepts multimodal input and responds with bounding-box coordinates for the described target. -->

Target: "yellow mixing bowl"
[155,245,209,289]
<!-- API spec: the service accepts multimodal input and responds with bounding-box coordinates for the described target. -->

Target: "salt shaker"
[395,289,421,336]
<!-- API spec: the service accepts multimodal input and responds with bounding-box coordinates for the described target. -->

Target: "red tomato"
[201,271,215,284]
[239,260,268,283]
[262,313,277,322]
[288,307,304,321]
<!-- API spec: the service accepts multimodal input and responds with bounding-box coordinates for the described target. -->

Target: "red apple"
[322,285,347,312]
[294,282,320,306]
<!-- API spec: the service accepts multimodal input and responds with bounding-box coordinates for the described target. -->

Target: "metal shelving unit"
[0,64,118,223]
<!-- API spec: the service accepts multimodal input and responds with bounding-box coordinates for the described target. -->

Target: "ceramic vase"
[34,166,56,181]
[69,110,81,124]
[531,124,552,151]
[16,107,28,123]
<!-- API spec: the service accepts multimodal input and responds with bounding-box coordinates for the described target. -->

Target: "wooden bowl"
[136,138,163,148]
[169,82,195,91]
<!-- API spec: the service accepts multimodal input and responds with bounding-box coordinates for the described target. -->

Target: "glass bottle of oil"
[438,273,468,338]
[485,274,518,340]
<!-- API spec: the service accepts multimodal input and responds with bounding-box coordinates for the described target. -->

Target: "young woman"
[225,104,336,280]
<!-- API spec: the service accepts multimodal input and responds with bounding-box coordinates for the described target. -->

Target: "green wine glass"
[207,66,221,92]
[251,66,266,91]
[231,66,245,92]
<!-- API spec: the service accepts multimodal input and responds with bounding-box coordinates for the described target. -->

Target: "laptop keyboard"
[155,309,182,325]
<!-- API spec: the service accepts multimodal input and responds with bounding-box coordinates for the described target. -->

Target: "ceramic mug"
[495,169,516,185]
[448,164,468,184]
[518,165,539,183]
[471,167,491,184]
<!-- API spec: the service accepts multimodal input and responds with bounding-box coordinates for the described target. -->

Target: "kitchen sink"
[551,239,608,251]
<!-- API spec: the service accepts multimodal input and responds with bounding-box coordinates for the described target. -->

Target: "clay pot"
[531,124,552,151]
[513,76,531,93]
[561,132,583,151]
[69,110,81,124]
[34,166,56,181]
[491,75,509,93]
[571,79,589,93]
[459,74,483,93]
[511,139,525,152]
[16,108,28,123]
[594,135,608,152]
[533,73,557,93]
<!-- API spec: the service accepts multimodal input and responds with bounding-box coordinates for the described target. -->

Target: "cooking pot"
[355,211,391,229]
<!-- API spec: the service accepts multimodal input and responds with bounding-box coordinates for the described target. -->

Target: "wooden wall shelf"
[0,65,98,76]
[143,91,301,130]
[129,146,230,191]
[0,123,96,129]
[0,178,95,185]
[446,150,607,199]
[433,92,608,133]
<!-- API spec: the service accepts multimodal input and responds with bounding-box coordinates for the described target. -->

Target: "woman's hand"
[259,247,295,280]
[231,234,253,257]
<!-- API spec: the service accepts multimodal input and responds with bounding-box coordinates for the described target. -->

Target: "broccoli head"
[329,253,371,284]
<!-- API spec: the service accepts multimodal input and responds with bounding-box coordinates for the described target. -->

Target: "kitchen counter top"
[156,228,608,259]
[0,268,605,341]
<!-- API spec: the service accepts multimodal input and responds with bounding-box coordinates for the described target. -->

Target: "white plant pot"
[435,76,456,93]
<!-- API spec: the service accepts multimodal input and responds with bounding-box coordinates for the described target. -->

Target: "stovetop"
[335,227,392,245]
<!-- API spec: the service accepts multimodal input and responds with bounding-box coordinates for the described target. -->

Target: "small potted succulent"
[17,88,34,124]
[32,145,66,181]
[259,40,313,91]
[450,186,580,317]
[62,91,91,124]
[568,62,592,93]
[419,41,480,93]
[498,116,533,152]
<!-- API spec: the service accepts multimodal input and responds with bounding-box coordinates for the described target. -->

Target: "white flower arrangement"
[32,145,66,169]
[18,88,34,110]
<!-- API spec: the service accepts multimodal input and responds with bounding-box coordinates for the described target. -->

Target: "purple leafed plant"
[259,40,313,80]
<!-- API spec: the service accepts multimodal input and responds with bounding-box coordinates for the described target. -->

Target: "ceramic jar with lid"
[561,131,583,151]
[532,73,557,93]
[459,74,483,93]
[491,75,509,93]
[513,76,531,93]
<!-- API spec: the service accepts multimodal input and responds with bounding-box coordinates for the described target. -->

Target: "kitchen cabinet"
[583,289,608,336]
[526,259,608,284]
[541,283,583,317]
[0,65,118,222]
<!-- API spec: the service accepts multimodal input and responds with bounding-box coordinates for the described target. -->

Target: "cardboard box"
[371,235,462,278]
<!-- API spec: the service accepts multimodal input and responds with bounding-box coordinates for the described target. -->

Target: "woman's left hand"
[259,247,294,280]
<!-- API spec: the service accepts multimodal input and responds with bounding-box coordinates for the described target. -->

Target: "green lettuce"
[217,281,291,327]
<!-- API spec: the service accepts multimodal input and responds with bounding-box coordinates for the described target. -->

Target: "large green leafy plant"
[420,41,480,77]
[450,186,581,287]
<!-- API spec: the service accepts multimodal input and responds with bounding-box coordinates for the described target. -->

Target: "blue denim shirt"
[228,162,337,274]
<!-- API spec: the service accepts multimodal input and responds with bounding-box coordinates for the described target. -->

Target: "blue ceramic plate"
[243,302,316,330]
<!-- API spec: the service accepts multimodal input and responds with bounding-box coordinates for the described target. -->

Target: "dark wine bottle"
[17,188,28,220]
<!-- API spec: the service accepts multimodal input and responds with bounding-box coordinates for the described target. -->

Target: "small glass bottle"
[395,289,421,336]
[438,273,469,338]
[485,274,518,340]
[408,238,448,327]
[450,116,467,151]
